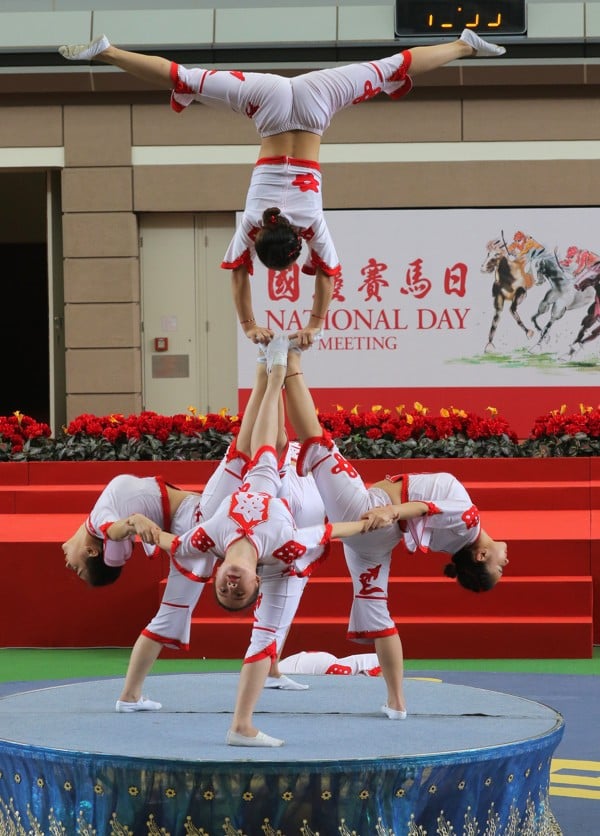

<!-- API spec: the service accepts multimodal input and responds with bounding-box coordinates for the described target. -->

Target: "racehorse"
[560,264,600,360]
[528,250,596,351]
[480,238,535,353]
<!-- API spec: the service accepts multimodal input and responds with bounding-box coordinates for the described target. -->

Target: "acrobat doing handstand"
[59,30,505,346]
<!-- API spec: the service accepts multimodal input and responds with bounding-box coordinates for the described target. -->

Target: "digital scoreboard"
[395,1,527,37]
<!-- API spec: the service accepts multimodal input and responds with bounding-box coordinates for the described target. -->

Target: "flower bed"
[0,403,599,462]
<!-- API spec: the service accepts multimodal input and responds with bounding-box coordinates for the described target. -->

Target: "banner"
[238,208,600,431]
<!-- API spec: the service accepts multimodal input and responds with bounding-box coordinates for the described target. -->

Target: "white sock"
[59,34,111,61]
[266,334,290,374]
[460,29,506,57]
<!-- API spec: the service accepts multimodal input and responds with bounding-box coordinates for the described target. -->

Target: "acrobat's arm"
[231,265,274,344]
[290,267,332,347]
[360,502,430,530]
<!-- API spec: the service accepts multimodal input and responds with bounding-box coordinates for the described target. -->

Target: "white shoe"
[381,704,407,720]
[115,696,162,712]
[460,29,506,57]
[265,333,289,374]
[226,729,284,747]
[59,34,110,61]
[264,674,309,691]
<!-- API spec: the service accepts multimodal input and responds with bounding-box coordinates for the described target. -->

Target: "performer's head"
[213,548,260,612]
[255,207,302,270]
[62,528,122,586]
[443,532,508,592]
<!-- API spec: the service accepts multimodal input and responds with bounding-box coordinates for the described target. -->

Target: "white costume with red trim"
[85,472,206,651]
[169,446,331,662]
[297,437,480,643]
[170,479,330,579]
[152,441,325,658]
[279,651,381,677]
[86,473,202,567]
[86,445,325,656]
[169,55,413,278]
[221,158,341,278]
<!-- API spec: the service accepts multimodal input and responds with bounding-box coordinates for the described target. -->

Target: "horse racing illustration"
[480,231,600,363]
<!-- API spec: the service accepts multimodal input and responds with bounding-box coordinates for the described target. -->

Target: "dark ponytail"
[255,207,302,270]
[85,552,122,587]
[443,545,495,593]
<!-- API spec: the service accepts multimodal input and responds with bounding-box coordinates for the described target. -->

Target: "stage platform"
[0,673,563,835]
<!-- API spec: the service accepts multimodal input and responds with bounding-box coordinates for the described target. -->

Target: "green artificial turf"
[1,647,598,683]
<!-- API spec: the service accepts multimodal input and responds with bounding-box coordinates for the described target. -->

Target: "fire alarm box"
[154,337,168,352]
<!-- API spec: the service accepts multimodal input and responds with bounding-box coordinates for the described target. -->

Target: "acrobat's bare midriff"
[259,130,322,162]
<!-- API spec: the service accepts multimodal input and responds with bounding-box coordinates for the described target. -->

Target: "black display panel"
[395,1,527,36]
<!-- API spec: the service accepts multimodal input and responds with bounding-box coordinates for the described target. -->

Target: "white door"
[140,213,237,415]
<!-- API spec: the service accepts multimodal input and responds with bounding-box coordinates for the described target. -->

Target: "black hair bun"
[443,563,458,579]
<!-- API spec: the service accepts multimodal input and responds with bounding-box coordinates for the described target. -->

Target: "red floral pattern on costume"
[228,487,269,534]
[190,528,216,553]
[358,564,385,596]
[462,505,480,529]
[352,80,382,104]
[292,172,320,193]
[245,102,259,119]
[331,453,358,479]
[273,541,307,564]
[326,664,353,675]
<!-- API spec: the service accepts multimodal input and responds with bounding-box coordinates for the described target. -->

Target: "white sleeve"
[170,524,218,580]
[87,484,133,567]
[304,215,341,278]
[102,538,134,567]
[405,502,480,554]
[221,216,255,273]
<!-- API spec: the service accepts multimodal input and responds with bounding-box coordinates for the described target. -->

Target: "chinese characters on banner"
[238,207,600,414]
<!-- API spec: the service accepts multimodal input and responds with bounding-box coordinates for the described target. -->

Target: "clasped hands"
[360,506,399,531]
[245,324,321,348]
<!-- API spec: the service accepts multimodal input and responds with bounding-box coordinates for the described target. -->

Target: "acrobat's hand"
[244,323,274,345]
[127,513,161,544]
[289,327,322,349]
[360,506,398,530]
[152,527,176,553]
